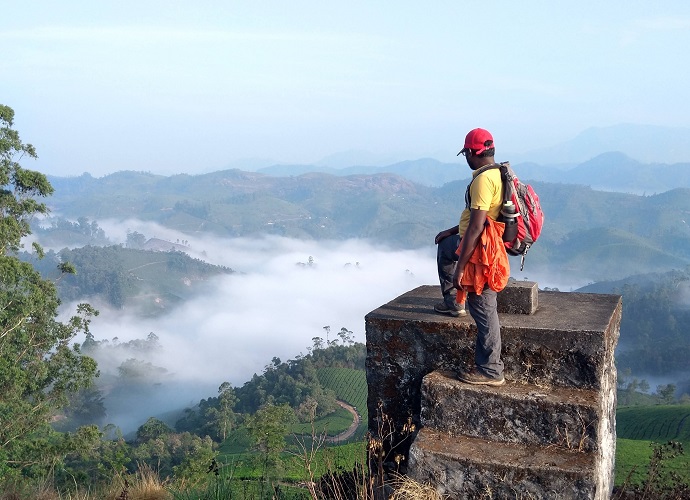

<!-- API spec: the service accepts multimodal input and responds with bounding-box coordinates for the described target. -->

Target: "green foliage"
[309,329,365,369]
[126,229,146,248]
[177,383,239,442]
[290,406,353,434]
[246,403,297,455]
[40,163,690,277]
[617,405,690,442]
[44,167,443,248]
[53,386,107,431]
[217,426,254,455]
[136,417,173,443]
[283,441,368,484]
[0,105,99,481]
[317,367,368,439]
[610,269,690,375]
[231,340,364,416]
[55,423,218,491]
[316,368,367,410]
[32,216,110,247]
[0,105,52,254]
[615,440,689,495]
[615,406,690,495]
[246,403,297,482]
[171,464,311,500]
[33,245,233,312]
[616,438,655,486]
[617,374,683,407]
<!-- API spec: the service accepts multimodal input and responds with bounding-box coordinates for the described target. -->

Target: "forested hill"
[46,169,690,282]
[23,246,233,314]
[577,268,690,379]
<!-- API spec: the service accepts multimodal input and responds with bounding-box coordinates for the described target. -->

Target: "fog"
[54,219,590,432]
[58,221,441,431]
[90,235,435,381]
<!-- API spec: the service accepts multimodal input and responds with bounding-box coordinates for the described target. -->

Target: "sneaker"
[434,302,461,317]
[457,368,505,386]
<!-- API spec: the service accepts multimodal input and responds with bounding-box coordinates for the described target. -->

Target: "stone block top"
[366,284,621,335]
[366,284,622,395]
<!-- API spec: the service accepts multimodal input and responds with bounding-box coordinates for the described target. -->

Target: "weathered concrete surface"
[366,284,621,496]
[409,428,599,500]
[498,279,538,314]
[420,371,600,452]
[366,286,621,412]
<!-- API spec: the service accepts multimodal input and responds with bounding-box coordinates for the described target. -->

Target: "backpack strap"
[464,163,505,209]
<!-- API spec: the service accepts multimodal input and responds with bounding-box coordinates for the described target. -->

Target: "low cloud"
[59,222,439,430]
[87,234,436,385]
[58,219,583,432]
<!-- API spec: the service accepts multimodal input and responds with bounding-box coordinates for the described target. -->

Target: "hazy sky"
[4,2,690,177]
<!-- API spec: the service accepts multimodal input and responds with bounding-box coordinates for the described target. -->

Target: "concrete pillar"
[365,283,621,499]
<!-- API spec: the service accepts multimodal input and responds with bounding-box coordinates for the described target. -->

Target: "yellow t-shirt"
[458,167,503,237]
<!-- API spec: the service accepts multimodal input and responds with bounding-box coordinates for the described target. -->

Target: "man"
[434,128,506,386]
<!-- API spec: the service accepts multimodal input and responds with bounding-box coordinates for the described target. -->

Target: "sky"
[3,1,690,177]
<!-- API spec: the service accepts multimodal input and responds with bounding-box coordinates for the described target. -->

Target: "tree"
[55,386,107,431]
[0,104,99,479]
[246,403,296,481]
[337,327,355,345]
[0,106,52,254]
[638,379,650,394]
[656,384,676,405]
[136,417,173,443]
[204,381,237,441]
[246,403,296,454]
[312,336,325,351]
[126,230,146,249]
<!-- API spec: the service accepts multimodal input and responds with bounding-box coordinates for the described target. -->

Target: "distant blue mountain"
[258,152,690,193]
[259,158,467,187]
[511,124,690,165]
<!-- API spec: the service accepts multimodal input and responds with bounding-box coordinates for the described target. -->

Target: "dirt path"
[326,400,361,443]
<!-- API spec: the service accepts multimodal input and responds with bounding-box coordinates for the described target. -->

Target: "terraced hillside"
[615,404,690,487]
[317,367,368,441]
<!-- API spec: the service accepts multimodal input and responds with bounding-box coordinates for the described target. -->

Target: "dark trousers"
[436,233,461,307]
[467,288,504,378]
[436,234,504,378]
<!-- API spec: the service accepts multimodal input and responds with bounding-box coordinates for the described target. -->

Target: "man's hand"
[453,268,463,290]
[435,226,459,245]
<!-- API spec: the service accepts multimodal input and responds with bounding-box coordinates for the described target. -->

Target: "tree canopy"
[0,104,99,480]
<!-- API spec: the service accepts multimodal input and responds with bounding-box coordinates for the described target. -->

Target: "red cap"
[457,128,494,156]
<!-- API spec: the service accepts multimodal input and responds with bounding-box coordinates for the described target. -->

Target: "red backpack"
[468,162,544,270]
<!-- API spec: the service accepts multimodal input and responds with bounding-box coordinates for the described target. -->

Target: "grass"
[290,406,354,437]
[617,404,690,441]
[316,367,368,440]
[615,404,690,487]
[215,440,367,483]
[616,438,659,486]
[217,372,368,485]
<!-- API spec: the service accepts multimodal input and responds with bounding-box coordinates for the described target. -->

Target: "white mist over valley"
[56,221,438,430]
[51,218,591,432]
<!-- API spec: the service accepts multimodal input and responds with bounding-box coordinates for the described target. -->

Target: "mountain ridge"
[252,152,690,193]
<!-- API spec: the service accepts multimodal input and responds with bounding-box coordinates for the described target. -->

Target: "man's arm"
[435,225,459,245]
[453,209,487,288]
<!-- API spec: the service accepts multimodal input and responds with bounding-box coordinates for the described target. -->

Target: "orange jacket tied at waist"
[456,217,511,304]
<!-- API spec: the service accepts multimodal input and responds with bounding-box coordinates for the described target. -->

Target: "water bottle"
[501,200,518,242]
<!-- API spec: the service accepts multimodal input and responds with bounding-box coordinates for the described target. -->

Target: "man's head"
[457,128,495,168]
